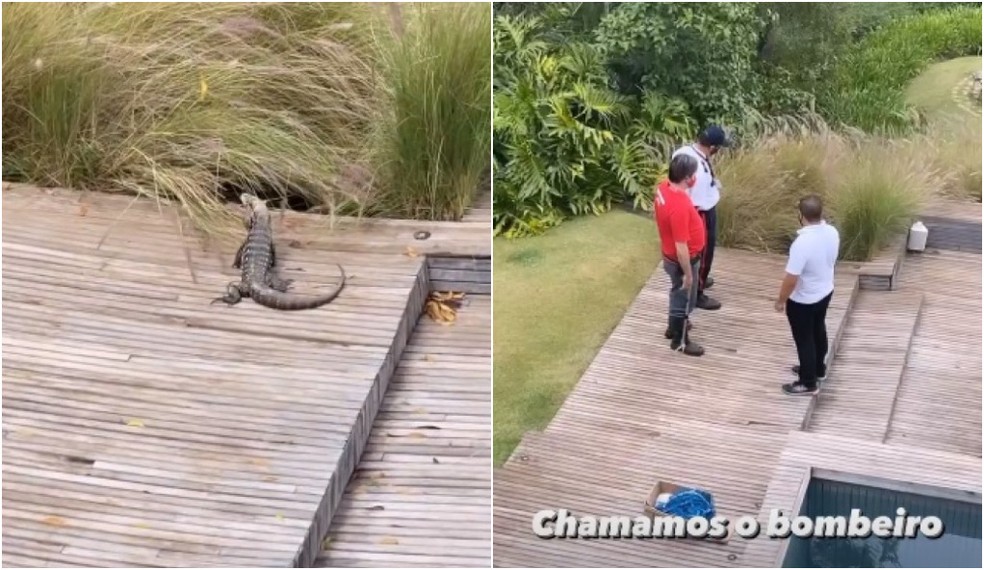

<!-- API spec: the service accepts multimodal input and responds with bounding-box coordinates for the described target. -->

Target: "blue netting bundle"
[661,488,716,519]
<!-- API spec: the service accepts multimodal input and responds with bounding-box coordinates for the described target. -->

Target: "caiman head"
[239,193,270,228]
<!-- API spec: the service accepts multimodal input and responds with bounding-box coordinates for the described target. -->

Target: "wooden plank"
[807,290,924,441]
[0,182,482,567]
[884,248,983,456]
[2,182,490,259]
[316,297,491,568]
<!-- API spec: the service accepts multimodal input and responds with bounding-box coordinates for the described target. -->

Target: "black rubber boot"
[664,320,693,339]
[669,318,704,356]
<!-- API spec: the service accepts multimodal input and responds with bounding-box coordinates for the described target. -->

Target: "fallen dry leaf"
[424,290,465,325]
[322,537,333,550]
[424,354,435,362]
[124,418,144,428]
[78,204,89,217]
[404,246,420,258]
[379,537,399,545]
[275,513,285,521]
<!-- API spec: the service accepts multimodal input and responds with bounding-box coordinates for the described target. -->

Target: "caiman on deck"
[214,193,346,311]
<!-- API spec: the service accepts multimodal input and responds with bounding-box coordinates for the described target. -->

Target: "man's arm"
[775,240,805,312]
[668,207,694,288]
[676,241,693,286]
[775,273,798,311]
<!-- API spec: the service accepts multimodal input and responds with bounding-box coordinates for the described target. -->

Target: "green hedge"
[820,6,982,131]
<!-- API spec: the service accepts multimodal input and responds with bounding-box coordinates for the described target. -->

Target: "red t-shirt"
[653,180,706,259]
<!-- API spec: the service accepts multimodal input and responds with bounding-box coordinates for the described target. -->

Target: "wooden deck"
[885,245,982,456]
[807,290,925,441]
[428,185,491,295]
[1,182,489,567]
[493,249,857,567]
[316,296,491,567]
[493,201,983,567]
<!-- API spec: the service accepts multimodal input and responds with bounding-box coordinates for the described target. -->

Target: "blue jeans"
[664,255,701,322]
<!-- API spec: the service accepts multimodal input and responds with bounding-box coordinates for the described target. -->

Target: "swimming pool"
[782,477,982,568]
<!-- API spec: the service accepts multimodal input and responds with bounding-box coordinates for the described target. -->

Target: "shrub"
[370,3,491,220]
[492,14,694,238]
[820,6,983,131]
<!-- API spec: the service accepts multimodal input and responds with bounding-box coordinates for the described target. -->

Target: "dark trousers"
[786,292,833,387]
[697,206,716,294]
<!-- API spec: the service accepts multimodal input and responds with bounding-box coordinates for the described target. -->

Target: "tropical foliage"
[493,12,696,237]
[493,2,982,244]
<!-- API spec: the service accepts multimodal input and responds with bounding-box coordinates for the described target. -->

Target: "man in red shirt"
[653,154,706,356]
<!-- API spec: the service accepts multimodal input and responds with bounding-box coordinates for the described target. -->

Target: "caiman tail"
[250,264,346,311]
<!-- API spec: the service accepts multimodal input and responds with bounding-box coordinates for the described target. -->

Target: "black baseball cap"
[698,124,732,148]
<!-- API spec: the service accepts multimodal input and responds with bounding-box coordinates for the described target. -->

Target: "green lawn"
[905,56,982,202]
[905,55,982,122]
[493,210,659,465]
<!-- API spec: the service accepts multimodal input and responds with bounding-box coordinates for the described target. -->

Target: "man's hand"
[682,274,693,293]
[776,272,798,314]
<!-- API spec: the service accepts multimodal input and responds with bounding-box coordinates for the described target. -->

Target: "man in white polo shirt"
[671,125,730,311]
[774,194,840,396]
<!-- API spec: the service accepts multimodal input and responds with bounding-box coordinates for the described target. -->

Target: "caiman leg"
[268,275,293,293]
[211,281,247,305]
[232,241,246,269]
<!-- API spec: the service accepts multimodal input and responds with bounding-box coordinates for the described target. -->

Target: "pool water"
[782,478,982,568]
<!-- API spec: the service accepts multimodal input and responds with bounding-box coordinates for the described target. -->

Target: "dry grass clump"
[717,119,932,261]
[2,2,490,232]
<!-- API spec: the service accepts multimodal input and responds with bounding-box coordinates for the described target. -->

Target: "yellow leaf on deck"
[199,75,208,101]
[379,537,399,545]
[42,515,67,527]
[404,246,419,258]
[124,418,144,428]
[275,513,285,521]
[78,204,89,217]
[322,537,333,550]
[424,354,435,362]
[134,522,151,529]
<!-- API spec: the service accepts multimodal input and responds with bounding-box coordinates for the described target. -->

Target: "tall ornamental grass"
[716,120,932,262]
[2,2,490,232]
[370,3,491,220]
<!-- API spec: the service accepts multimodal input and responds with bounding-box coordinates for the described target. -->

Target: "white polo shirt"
[671,144,719,211]
[786,221,840,304]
